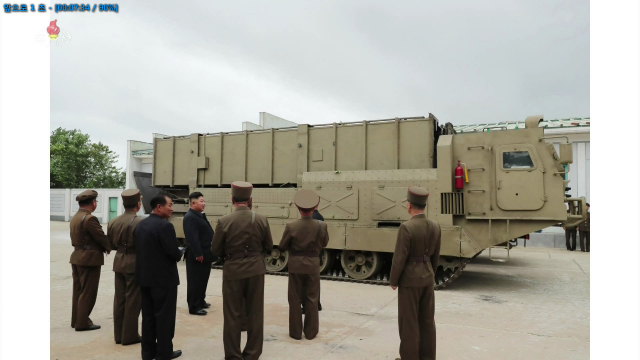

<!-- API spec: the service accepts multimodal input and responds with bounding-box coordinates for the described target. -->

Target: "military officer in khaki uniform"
[389,186,441,360]
[579,203,590,252]
[69,190,111,331]
[278,190,329,340]
[107,189,144,345]
[211,181,273,360]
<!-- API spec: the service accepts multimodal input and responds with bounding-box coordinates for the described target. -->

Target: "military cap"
[121,188,141,207]
[407,186,428,205]
[231,181,253,200]
[294,190,320,211]
[76,189,98,202]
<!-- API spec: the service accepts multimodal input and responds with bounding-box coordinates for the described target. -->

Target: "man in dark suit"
[211,181,273,360]
[389,186,441,360]
[135,194,183,360]
[69,190,111,331]
[183,191,215,316]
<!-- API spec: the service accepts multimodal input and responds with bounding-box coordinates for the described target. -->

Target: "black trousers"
[141,286,177,360]
[565,228,577,250]
[186,254,212,313]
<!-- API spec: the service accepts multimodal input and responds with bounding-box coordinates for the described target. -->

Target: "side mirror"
[559,143,573,164]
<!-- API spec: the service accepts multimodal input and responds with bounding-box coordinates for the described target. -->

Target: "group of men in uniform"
[70,189,184,359]
[565,203,590,252]
[68,183,441,360]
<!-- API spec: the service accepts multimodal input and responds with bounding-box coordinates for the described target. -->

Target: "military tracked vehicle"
[150,114,586,289]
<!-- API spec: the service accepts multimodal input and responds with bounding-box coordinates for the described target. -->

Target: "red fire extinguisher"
[455,160,464,191]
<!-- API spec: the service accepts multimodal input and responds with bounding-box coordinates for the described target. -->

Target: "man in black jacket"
[183,192,215,316]
[135,194,183,360]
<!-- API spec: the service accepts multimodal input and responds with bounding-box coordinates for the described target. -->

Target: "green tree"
[50,128,125,189]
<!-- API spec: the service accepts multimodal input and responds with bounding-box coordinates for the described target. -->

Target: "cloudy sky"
[51,0,589,169]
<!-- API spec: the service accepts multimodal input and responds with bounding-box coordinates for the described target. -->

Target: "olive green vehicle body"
[151,114,585,280]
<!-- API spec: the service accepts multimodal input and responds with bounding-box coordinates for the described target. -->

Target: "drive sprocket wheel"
[434,257,469,290]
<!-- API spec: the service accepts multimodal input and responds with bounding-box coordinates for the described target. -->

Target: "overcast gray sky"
[51,0,589,169]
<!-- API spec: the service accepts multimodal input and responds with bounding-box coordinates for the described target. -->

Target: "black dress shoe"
[171,350,182,359]
[202,302,211,309]
[76,324,101,331]
[189,309,207,316]
[318,302,322,311]
[115,340,121,344]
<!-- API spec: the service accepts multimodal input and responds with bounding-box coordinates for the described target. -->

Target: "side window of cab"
[501,150,535,170]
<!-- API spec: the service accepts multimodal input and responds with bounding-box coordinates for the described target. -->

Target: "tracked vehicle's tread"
[212,256,470,289]
[211,265,390,285]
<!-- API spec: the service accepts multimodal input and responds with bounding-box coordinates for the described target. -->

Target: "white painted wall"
[50,188,134,224]
[125,140,153,190]
[545,130,590,234]
[553,141,589,203]
[50,189,71,221]
[259,112,297,128]
[124,140,154,217]
[242,121,264,130]
[547,130,590,203]
[243,112,298,130]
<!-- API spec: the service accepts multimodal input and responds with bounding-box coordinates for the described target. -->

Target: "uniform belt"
[117,246,134,254]
[225,251,262,260]
[290,251,319,257]
[409,255,430,263]
[73,245,101,251]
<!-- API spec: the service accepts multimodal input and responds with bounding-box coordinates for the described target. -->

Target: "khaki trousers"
[398,284,436,360]
[71,264,101,330]
[113,272,142,344]
[222,274,265,360]
[288,272,320,340]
